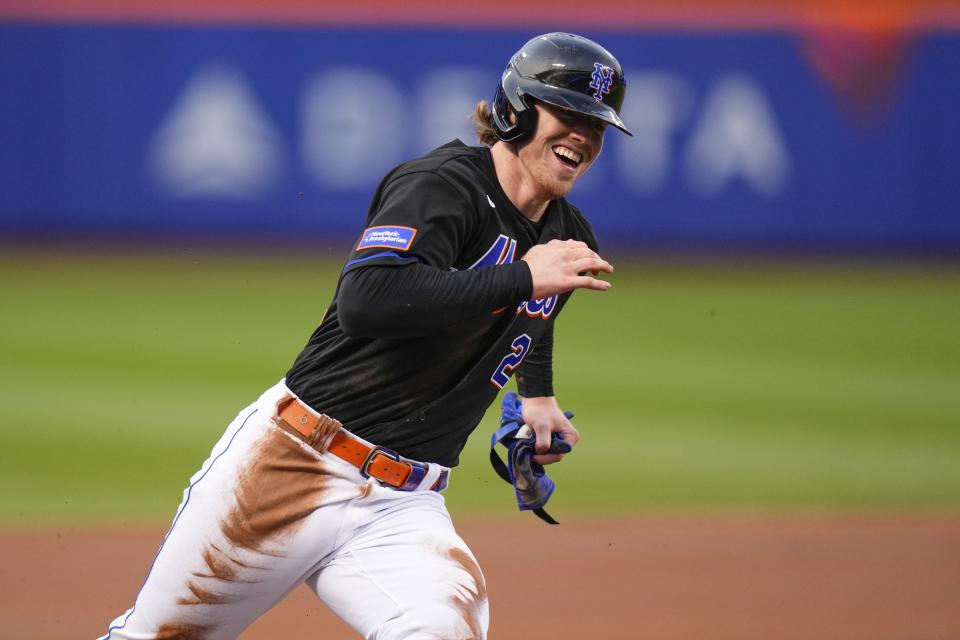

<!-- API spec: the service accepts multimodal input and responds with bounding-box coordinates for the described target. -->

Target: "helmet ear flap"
[492,85,537,143]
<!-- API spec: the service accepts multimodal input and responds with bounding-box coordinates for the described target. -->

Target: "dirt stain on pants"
[166,426,331,634]
[445,546,488,639]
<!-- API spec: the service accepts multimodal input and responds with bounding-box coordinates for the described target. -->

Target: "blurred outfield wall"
[1,0,959,253]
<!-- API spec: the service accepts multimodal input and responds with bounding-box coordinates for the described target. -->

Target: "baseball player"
[101,32,631,640]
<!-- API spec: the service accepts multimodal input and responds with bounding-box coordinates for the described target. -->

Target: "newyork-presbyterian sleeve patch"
[356,225,418,251]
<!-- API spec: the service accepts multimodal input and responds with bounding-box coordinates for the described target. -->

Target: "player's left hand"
[521,396,580,465]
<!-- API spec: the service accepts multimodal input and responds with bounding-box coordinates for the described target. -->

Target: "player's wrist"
[506,259,534,301]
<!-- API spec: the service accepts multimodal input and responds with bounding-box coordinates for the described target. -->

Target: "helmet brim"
[523,82,632,136]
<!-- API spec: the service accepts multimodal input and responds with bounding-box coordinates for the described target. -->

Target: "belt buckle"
[360,445,403,481]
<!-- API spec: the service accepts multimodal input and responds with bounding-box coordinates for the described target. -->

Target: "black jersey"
[285,140,599,466]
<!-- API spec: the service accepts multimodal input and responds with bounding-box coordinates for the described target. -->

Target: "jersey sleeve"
[516,321,555,398]
[337,261,533,338]
[343,171,474,274]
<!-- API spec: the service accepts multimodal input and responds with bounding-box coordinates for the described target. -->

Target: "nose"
[568,118,591,141]
[566,119,601,159]
[567,113,604,146]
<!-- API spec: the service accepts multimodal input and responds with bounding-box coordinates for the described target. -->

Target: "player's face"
[517,102,607,200]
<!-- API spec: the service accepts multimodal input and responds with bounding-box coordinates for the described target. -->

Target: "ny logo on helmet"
[589,63,614,102]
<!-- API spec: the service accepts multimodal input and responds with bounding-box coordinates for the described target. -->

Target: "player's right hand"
[521,239,614,299]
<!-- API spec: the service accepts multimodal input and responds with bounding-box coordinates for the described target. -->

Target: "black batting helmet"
[491,32,632,142]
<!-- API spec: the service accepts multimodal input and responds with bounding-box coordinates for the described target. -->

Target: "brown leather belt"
[276,397,448,493]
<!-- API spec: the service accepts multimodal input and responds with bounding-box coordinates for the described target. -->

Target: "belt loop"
[276,397,342,453]
[307,414,341,453]
[416,463,444,491]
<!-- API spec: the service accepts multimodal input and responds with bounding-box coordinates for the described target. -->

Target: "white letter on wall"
[147,63,284,199]
[684,73,791,198]
[417,68,490,153]
[302,68,406,189]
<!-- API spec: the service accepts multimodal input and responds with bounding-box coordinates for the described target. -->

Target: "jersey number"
[490,334,532,389]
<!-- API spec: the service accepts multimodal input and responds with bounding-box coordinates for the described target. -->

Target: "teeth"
[553,145,582,164]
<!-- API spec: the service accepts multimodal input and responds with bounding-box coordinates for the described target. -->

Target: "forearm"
[338,262,533,338]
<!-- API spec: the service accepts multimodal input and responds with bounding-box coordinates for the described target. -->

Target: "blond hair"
[470,100,500,147]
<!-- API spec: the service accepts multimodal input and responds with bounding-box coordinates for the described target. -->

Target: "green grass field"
[1,253,958,525]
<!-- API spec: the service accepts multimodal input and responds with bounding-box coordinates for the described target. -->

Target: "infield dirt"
[6,514,959,639]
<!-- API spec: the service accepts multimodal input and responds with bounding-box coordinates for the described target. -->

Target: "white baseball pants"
[100,380,488,639]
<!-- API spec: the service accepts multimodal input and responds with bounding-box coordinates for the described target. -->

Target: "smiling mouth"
[553,145,583,169]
